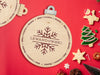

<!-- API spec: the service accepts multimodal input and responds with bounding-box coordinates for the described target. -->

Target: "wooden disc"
[20,14,72,67]
[0,0,19,27]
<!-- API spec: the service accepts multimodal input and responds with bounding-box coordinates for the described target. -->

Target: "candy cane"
[98,11,100,13]
[86,54,91,61]
[98,43,100,46]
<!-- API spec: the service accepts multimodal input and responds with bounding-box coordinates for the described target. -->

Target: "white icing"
[83,27,96,42]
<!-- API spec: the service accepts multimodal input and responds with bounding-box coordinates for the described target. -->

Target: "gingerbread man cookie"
[83,9,99,25]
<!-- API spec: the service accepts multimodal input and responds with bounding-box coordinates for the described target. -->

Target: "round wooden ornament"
[20,6,72,67]
[0,0,28,27]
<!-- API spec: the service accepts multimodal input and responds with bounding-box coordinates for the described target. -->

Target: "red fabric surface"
[0,0,100,75]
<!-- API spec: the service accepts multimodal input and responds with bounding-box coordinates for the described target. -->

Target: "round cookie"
[93,52,100,60]
[70,68,82,75]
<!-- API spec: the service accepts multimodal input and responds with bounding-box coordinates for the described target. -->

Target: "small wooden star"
[72,49,86,64]
[64,63,70,69]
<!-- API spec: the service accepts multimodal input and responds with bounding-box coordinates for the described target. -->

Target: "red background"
[0,0,100,75]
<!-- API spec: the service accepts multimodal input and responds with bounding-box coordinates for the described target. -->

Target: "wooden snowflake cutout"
[72,49,86,64]
[64,63,70,69]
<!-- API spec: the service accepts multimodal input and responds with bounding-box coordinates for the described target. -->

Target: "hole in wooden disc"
[50,8,53,10]
[23,9,26,13]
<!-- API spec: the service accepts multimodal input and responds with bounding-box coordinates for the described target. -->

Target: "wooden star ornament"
[72,49,86,64]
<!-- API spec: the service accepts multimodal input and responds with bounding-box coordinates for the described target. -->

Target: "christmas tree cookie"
[81,26,98,47]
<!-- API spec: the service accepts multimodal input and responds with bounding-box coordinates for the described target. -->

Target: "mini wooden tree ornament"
[20,6,72,67]
[83,9,99,25]
[0,0,28,27]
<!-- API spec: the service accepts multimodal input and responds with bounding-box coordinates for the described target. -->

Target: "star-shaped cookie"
[72,49,86,64]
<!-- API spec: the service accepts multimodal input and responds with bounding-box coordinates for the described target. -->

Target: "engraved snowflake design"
[37,27,57,39]
[34,27,57,55]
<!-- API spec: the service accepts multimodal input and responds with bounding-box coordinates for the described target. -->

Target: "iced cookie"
[81,26,98,47]
[72,49,85,64]
[83,9,99,25]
